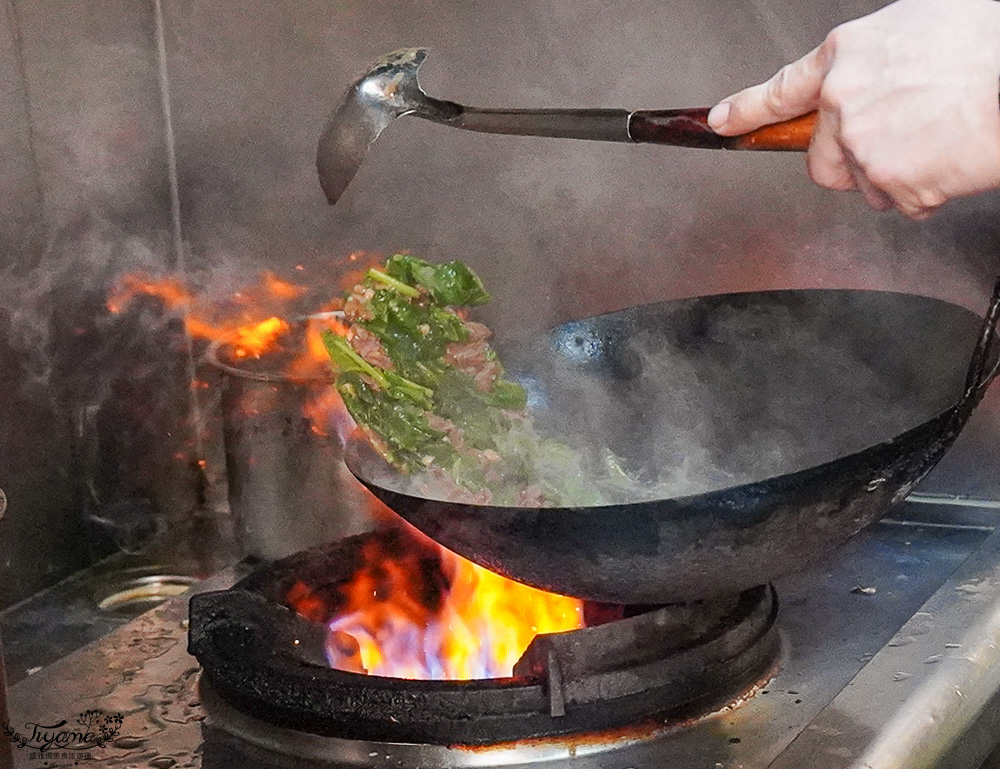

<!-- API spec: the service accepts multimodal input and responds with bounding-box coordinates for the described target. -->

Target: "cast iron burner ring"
[188,530,779,746]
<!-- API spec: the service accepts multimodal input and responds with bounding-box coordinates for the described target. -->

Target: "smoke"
[78,0,997,344]
[529,289,978,500]
[1,219,167,393]
[0,215,211,549]
[369,284,986,509]
[2,0,1000,596]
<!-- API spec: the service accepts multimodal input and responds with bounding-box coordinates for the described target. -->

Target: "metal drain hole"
[97,575,198,613]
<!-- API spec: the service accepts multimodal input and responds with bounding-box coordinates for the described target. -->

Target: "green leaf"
[361,289,467,366]
[383,370,434,410]
[383,253,426,286]
[337,372,455,471]
[483,379,528,410]
[385,254,490,306]
[422,262,491,306]
[365,267,421,298]
[321,331,387,388]
[433,370,514,450]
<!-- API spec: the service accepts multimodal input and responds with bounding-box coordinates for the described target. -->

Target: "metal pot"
[207,334,372,562]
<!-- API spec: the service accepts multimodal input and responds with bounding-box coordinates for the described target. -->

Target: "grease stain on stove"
[113,737,148,750]
[448,713,671,756]
[449,660,782,760]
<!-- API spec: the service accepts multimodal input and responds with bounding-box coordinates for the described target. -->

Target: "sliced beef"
[350,326,394,370]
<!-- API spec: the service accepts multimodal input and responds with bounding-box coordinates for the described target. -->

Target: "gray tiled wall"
[0,1,41,258]
[14,1,171,230]
[1,0,999,606]
[0,0,189,608]
[0,0,82,608]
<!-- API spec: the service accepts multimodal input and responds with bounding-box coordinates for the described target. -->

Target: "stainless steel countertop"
[7,500,1000,769]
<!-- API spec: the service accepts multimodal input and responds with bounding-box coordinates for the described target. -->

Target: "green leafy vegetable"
[336,371,454,470]
[359,286,468,368]
[325,255,612,505]
[384,254,490,306]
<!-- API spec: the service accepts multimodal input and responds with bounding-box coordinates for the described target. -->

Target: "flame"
[228,316,291,359]
[108,269,352,446]
[108,270,333,364]
[262,271,307,301]
[108,270,305,359]
[288,525,585,681]
[106,267,364,435]
[107,273,191,314]
[106,254,382,369]
[110,262,587,680]
[285,311,349,381]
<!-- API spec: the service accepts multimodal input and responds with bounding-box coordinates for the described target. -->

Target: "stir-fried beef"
[350,326,394,370]
[444,339,501,391]
[344,286,375,322]
[425,412,466,451]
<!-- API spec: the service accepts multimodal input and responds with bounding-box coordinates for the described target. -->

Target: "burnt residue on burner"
[247,527,691,635]
[188,530,781,745]
[248,528,451,625]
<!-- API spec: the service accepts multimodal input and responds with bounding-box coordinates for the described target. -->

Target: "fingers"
[709,44,829,136]
[807,108,924,216]
[893,199,938,220]
[806,108,855,191]
[850,166,895,212]
[704,9,960,221]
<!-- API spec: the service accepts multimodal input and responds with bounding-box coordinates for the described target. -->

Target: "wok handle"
[629,108,816,150]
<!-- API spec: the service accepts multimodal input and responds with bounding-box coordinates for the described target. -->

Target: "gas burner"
[188,530,779,752]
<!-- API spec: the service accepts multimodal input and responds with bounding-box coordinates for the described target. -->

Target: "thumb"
[709,44,828,135]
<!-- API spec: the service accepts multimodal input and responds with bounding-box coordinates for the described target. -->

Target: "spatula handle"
[629,108,817,150]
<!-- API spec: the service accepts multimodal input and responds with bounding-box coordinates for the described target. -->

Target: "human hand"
[707,0,1000,220]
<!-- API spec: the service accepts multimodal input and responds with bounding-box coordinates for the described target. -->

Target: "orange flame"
[288,523,585,681]
[262,271,307,301]
[228,316,291,359]
[108,270,306,360]
[106,269,357,434]
[110,262,586,681]
[108,270,332,364]
[107,274,191,314]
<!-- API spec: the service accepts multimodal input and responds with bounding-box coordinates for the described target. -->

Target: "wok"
[344,284,1000,604]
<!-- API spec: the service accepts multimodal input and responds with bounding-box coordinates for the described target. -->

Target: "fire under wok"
[344,283,1000,604]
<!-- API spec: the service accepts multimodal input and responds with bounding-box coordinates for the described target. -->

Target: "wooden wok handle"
[629,108,817,151]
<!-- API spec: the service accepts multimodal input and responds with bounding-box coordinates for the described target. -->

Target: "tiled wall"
[0,0,81,608]
[0,0,190,608]
[1,0,999,605]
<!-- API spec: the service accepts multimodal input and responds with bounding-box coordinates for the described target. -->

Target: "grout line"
[152,0,205,463]
[907,493,1000,511]
[881,519,996,532]
[152,0,185,279]
[5,0,49,259]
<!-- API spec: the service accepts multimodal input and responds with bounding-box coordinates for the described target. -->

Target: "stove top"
[7,497,1000,769]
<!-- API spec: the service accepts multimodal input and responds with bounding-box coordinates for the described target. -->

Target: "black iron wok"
[344,284,1000,604]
